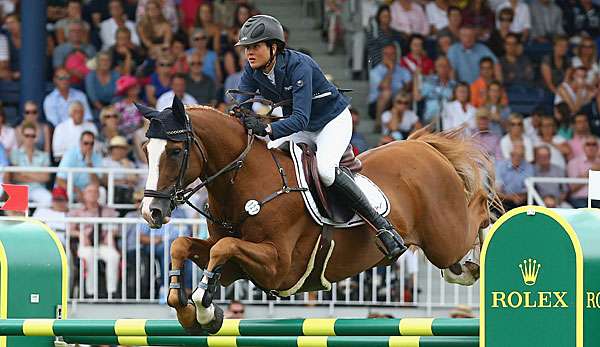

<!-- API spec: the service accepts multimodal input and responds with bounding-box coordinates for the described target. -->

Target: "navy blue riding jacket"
[237,49,350,140]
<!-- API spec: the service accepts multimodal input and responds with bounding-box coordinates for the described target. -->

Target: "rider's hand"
[243,116,268,136]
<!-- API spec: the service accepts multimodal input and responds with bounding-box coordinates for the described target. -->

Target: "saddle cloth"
[289,140,391,228]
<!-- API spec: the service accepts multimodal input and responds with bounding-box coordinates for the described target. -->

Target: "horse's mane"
[185,104,245,132]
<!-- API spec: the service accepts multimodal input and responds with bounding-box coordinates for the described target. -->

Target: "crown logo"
[519,259,541,286]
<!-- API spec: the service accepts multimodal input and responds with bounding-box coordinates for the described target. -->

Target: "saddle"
[297,143,362,224]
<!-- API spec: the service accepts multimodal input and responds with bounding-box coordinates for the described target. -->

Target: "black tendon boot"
[329,168,407,261]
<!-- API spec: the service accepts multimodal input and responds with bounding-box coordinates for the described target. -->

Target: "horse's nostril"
[151,208,162,221]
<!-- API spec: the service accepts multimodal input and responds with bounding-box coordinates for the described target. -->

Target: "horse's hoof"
[202,304,224,335]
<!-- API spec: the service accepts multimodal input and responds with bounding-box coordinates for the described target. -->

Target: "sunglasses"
[25,110,38,114]
[158,63,173,67]
[231,310,244,314]
[56,76,70,80]
[500,17,512,22]
[23,133,36,138]
[193,36,207,41]
[510,122,523,126]
[191,61,203,66]
[581,45,595,48]
[585,142,598,146]
[104,114,119,118]
[395,100,410,105]
[53,197,67,202]
[82,141,94,146]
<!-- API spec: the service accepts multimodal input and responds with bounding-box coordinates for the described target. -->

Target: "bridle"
[142,91,297,231]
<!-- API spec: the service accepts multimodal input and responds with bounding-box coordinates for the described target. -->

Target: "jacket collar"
[252,51,287,95]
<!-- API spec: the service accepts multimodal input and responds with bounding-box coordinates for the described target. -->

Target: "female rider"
[235,15,406,261]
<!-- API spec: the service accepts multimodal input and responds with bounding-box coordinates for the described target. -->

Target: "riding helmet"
[235,15,285,47]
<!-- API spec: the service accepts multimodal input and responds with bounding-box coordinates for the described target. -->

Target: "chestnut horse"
[139,99,500,333]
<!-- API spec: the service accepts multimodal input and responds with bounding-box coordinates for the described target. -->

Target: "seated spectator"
[186,53,217,106]
[9,122,51,205]
[486,8,514,57]
[441,82,476,131]
[529,0,565,43]
[53,19,97,87]
[554,102,574,139]
[496,0,531,41]
[136,0,173,53]
[367,5,404,68]
[108,27,145,76]
[500,33,535,88]
[555,66,596,114]
[482,81,511,134]
[145,54,174,107]
[223,51,245,104]
[524,107,544,139]
[368,43,412,127]
[97,106,123,156]
[461,0,495,41]
[100,0,139,50]
[0,31,10,80]
[571,37,600,90]
[350,108,369,154]
[190,3,223,54]
[170,36,190,74]
[389,0,430,36]
[495,142,535,210]
[568,112,592,159]
[114,75,143,138]
[43,68,93,127]
[533,145,570,206]
[500,113,535,162]
[325,0,344,54]
[4,14,20,81]
[52,101,98,162]
[381,92,422,140]
[56,131,103,201]
[562,0,600,40]
[15,101,51,155]
[156,73,198,111]
[85,51,120,114]
[224,4,253,51]
[400,34,434,76]
[225,300,246,319]
[136,0,180,31]
[567,136,600,208]
[533,115,571,169]
[414,55,456,123]
[425,0,449,34]
[186,29,222,85]
[470,57,501,108]
[540,35,570,97]
[32,187,70,245]
[448,26,498,84]
[102,136,137,203]
[0,106,16,155]
[472,108,501,158]
[55,0,90,45]
[124,195,192,299]
[436,6,462,42]
[69,184,119,298]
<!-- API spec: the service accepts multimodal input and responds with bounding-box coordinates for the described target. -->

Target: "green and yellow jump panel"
[481,206,600,347]
[0,218,68,347]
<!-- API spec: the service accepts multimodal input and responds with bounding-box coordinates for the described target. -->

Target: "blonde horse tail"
[407,126,504,219]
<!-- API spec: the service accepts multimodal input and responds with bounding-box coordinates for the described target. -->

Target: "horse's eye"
[171,149,182,157]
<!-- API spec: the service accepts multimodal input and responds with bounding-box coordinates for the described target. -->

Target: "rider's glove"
[243,116,268,136]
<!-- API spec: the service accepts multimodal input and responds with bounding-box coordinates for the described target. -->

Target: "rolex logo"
[519,259,541,286]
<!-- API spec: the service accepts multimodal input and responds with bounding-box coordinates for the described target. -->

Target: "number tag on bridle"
[244,199,261,216]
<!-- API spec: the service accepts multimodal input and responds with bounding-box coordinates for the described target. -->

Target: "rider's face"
[245,42,271,69]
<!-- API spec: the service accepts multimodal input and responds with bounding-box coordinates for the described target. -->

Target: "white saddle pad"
[289,140,390,228]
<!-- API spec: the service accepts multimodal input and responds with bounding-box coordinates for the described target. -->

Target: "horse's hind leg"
[191,237,287,332]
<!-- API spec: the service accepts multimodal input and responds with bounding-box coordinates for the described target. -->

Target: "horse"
[138,97,501,333]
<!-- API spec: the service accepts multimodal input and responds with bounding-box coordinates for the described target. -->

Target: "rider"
[234,15,407,261]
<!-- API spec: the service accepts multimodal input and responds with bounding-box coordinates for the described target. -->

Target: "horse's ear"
[135,102,159,119]
[171,95,187,124]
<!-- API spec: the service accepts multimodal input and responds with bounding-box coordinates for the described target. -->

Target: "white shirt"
[32,208,67,244]
[0,33,8,62]
[99,18,140,50]
[52,118,98,159]
[441,101,476,132]
[499,134,535,162]
[0,126,17,154]
[380,110,419,136]
[571,56,600,86]
[496,1,531,33]
[533,135,567,169]
[43,88,93,127]
[426,2,449,31]
[156,91,198,111]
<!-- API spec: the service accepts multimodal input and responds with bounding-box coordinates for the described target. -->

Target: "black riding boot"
[329,168,407,261]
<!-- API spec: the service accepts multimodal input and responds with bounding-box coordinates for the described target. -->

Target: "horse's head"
[137,97,203,228]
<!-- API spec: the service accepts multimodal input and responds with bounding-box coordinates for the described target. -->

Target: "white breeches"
[268,107,353,187]
[78,245,121,295]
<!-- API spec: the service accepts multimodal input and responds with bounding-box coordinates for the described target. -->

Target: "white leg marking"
[192,274,215,324]
[141,139,167,222]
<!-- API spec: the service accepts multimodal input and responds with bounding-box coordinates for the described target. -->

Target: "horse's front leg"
[191,237,289,332]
